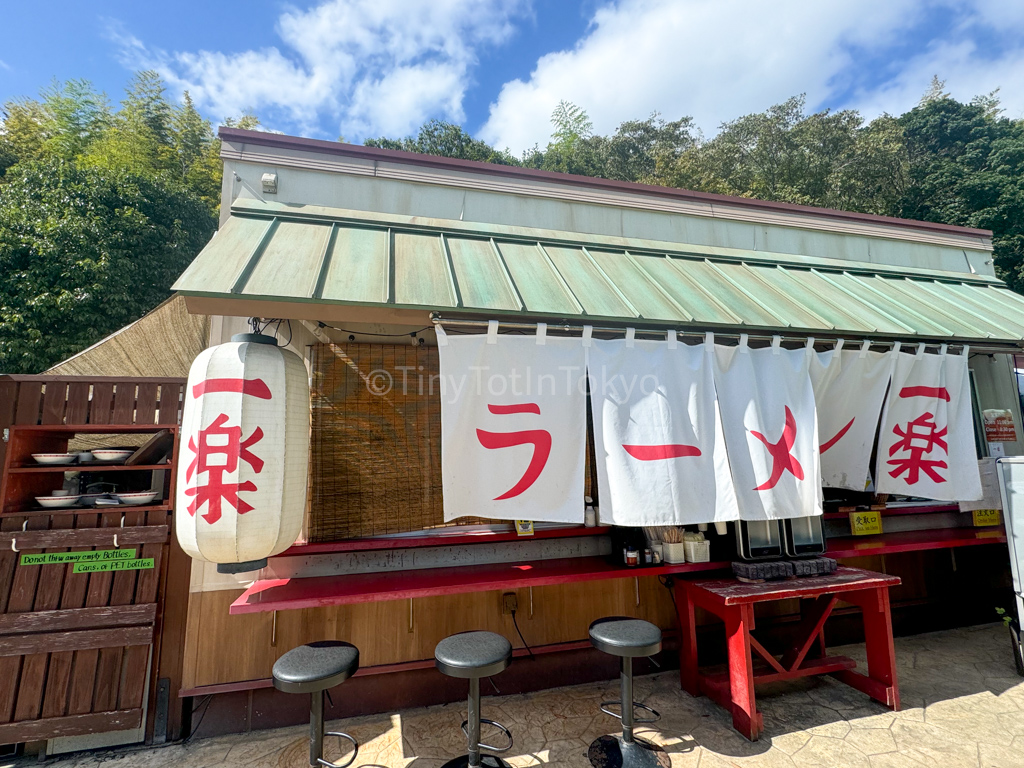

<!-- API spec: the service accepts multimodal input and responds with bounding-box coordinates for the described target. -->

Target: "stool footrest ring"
[599,700,661,724]
[461,718,514,753]
[316,731,359,768]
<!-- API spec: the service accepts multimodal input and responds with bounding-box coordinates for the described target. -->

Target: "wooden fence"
[0,376,190,747]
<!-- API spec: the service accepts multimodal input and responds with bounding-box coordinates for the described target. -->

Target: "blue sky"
[2,1,1024,154]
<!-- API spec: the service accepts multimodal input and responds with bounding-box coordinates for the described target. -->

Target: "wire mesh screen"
[309,342,594,542]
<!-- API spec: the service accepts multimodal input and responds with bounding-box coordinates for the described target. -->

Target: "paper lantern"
[176,333,310,573]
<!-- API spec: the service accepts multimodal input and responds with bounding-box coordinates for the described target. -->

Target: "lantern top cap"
[231,333,278,345]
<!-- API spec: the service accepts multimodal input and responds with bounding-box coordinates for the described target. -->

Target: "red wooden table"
[673,566,901,741]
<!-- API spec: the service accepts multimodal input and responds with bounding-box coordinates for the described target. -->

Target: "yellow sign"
[972,509,1002,527]
[849,510,883,536]
[514,520,535,536]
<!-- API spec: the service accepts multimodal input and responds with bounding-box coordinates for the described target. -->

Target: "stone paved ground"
[18,623,1024,768]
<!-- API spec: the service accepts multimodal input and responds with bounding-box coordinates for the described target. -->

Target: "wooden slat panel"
[15,514,73,722]
[135,383,158,426]
[120,512,163,711]
[93,510,144,712]
[156,384,182,425]
[0,516,48,723]
[0,626,154,658]
[40,383,67,425]
[0,604,157,635]
[89,384,114,425]
[41,513,97,719]
[64,383,91,426]
[14,383,42,426]
[67,512,118,715]
[0,708,141,743]
[110,384,135,426]
[0,526,169,550]
[0,380,19,477]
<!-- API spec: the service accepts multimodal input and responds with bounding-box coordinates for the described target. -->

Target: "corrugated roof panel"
[172,203,1024,345]
[840,273,955,336]
[544,245,638,319]
[174,215,272,294]
[879,277,1010,339]
[720,261,832,329]
[973,284,1024,322]
[674,259,782,326]
[393,232,457,307]
[446,237,520,311]
[754,267,879,334]
[586,249,691,321]
[242,221,330,298]
[319,226,389,304]
[629,254,739,325]
[809,271,928,335]
[495,241,582,316]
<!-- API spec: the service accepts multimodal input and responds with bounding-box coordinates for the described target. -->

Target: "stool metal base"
[439,755,512,768]
[587,735,670,768]
[599,700,661,724]
[316,731,358,768]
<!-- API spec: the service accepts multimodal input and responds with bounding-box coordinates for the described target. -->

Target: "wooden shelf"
[278,525,612,556]
[1,504,171,518]
[233,526,1009,615]
[230,556,729,614]
[822,503,958,521]
[9,464,171,473]
[826,527,1006,557]
[10,424,178,434]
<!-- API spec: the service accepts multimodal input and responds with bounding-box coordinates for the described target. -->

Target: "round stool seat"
[435,631,512,679]
[272,641,360,694]
[589,618,662,658]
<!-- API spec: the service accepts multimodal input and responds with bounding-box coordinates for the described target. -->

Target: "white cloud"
[479,0,1024,154]
[0,59,10,72]
[111,0,529,139]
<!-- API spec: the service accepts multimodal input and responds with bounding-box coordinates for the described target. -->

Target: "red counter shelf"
[230,525,1007,615]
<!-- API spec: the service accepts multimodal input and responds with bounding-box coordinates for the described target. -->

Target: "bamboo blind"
[309,342,594,542]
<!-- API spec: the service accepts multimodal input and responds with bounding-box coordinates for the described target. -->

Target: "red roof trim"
[218,127,993,239]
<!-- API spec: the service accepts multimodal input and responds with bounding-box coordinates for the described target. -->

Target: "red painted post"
[674,580,699,696]
[861,587,900,710]
[725,604,762,740]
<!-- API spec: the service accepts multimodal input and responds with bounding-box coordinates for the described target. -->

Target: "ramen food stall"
[167,127,1022,739]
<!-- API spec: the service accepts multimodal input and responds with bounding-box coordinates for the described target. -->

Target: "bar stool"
[588,618,669,768]
[435,631,515,768]
[273,641,360,768]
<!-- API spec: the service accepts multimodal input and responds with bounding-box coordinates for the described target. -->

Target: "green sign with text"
[72,558,154,574]
[20,549,137,566]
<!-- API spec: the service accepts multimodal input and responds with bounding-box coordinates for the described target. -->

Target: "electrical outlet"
[502,592,518,614]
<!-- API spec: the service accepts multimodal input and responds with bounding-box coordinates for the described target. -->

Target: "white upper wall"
[220,130,995,278]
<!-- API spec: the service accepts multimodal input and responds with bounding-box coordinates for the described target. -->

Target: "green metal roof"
[173,199,1024,345]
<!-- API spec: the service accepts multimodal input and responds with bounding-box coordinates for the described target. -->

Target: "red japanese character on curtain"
[877,347,981,501]
[437,322,588,523]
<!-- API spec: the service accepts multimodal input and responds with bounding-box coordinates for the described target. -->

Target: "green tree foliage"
[365,119,520,165]
[663,96,909,214]
[0,160,215,372]
[0,71,249,372]
[897,96,1024,292]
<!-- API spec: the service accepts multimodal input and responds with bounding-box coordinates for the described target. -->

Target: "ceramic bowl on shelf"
[115,491,160,506]
[31,453,78,465]
[91,449,134,463]
[35,495,81,508]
